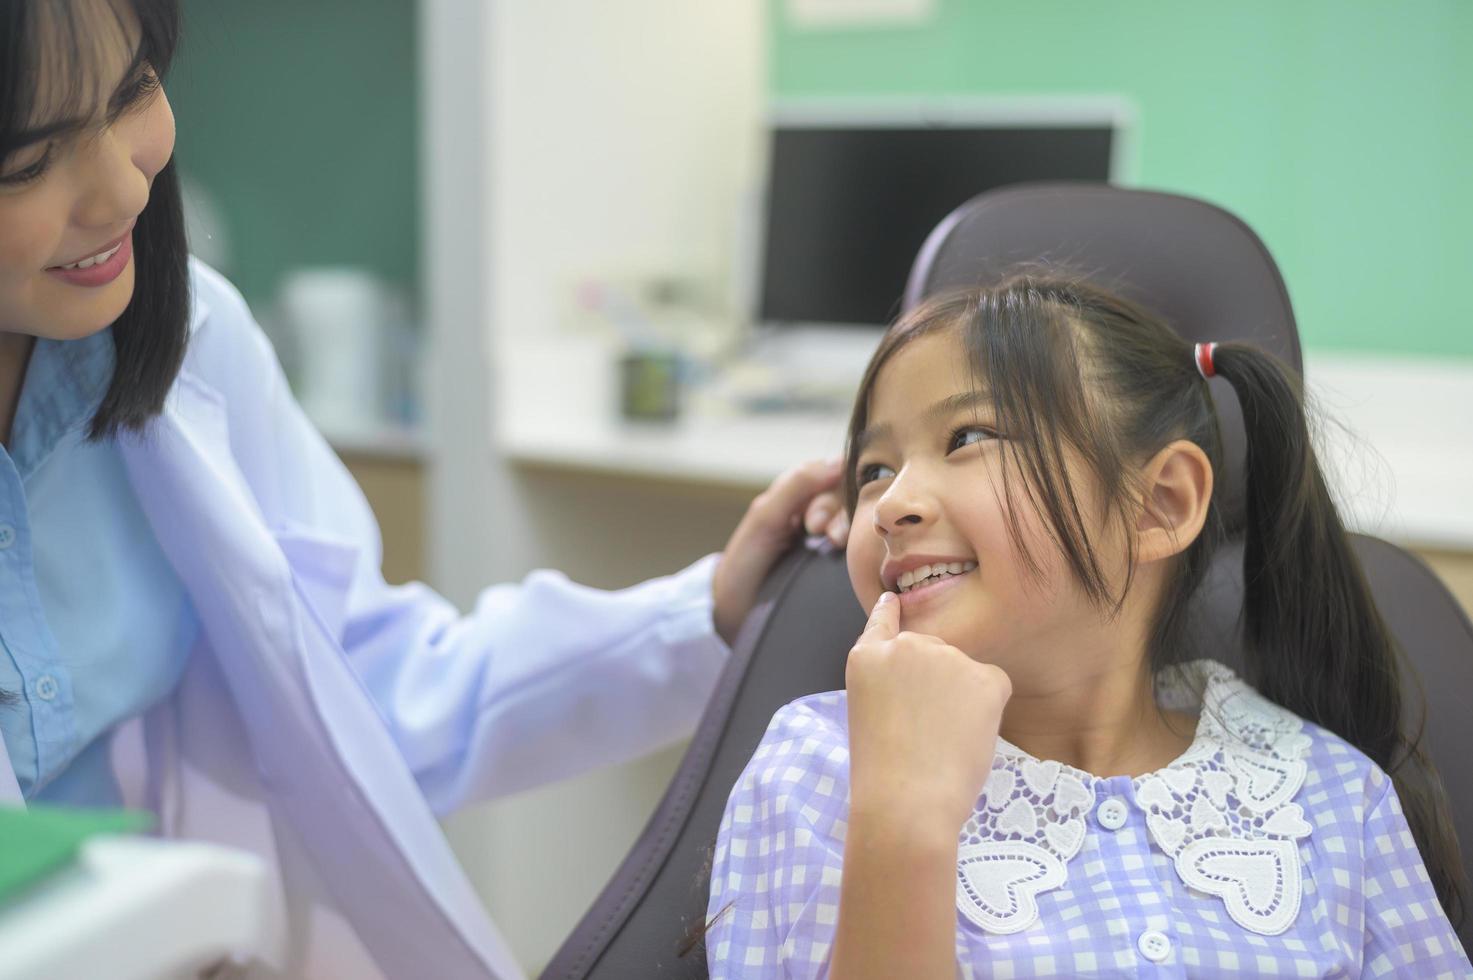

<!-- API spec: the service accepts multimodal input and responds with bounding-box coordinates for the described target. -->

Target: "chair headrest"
[903,182,1302,531]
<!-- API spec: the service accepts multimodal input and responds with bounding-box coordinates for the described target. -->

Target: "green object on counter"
[620,350,683,422]
[0,805,152,903]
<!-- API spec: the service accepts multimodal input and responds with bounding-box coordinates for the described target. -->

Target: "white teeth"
[895,560,979,594]
[59,242,121,270]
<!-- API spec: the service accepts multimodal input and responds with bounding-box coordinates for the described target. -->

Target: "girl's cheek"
[845,504,884,606]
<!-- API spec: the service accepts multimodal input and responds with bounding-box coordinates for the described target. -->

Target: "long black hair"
[0,0,190,439]
[843,271,1465,926]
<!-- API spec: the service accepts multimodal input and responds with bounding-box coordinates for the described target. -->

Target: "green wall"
[167,0,418,309]
[773,1,1473,357]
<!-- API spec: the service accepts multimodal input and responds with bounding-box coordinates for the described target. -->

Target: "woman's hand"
[712,458,849,645]
[845,591,1012,834]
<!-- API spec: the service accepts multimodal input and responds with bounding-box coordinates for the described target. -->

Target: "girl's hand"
[845,592,1012,835]
[712,458,848,644]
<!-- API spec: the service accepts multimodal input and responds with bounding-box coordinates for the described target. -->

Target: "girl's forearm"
[830,804,959,980]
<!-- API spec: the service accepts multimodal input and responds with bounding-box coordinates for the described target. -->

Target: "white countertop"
[1303,354,1473,551]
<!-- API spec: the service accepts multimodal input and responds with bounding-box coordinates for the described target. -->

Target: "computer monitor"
[755,100,1133,330]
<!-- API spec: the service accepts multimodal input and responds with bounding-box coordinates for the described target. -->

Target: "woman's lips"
[45,232,133,288]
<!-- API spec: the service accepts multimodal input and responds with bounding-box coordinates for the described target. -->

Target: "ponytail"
[1213,343,1465,926]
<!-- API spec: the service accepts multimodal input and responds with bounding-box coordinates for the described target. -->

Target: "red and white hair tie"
[1194,342,1219,380]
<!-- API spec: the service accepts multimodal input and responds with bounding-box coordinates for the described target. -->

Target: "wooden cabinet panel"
[339,453,425,585]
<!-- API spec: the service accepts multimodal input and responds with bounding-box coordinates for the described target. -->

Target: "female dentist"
[0,1,849,975]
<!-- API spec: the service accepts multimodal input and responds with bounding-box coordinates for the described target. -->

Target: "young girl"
[706,275,1470,977]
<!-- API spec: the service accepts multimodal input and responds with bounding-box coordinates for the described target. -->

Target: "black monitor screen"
[758,125,1115,327]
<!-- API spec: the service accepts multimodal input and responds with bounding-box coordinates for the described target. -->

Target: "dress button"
[0,523,15,549]
[1097,797,1128,830]
[34,674,59,701]
[1137,929,1171,962]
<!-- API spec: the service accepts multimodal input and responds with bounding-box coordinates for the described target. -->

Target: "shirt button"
[1137,929,1171,962]
[1097,797,1129,830]
[33,675,59,701]
[0,524,15,549]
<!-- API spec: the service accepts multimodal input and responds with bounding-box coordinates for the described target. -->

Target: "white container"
[277,267,392,439]
[0,836,272,980]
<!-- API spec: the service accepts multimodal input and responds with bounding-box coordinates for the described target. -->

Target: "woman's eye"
[947,425,998,454]
[856,462,895,486]
[0,144,53,186]
[115,66,161,113]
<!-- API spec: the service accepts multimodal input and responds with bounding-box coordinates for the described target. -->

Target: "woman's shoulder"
[185,257,260,341]
[178,258,284,393]
[185,256,272,346]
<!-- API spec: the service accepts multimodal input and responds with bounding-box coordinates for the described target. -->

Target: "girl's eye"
[948,425,998,454]
[856,461,896,486]
[0,144,54,186]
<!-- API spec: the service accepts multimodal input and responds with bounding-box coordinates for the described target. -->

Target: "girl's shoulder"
[1181,660,1392,826]
[762,689,849,747]
[722,692,853,853]
[737,691,852,790]
[1296,716,1395,824]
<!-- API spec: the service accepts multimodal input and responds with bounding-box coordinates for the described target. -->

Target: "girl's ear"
[1135,440,1213,564]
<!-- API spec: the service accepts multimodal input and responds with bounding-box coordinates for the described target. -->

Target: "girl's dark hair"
[844,271,1465,926]
[0,0,190,439]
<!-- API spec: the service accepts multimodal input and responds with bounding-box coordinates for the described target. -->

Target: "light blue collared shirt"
[0,328,196,806]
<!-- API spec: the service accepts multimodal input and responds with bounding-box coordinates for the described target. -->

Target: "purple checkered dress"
[707,660,1470,978]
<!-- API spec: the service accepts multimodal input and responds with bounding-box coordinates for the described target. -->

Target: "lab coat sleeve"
[185,260,732,814]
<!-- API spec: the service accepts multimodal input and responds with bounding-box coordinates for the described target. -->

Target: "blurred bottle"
[276,267,415,439]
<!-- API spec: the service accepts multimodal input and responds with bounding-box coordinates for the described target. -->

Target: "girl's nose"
[72,128,151,230]
[872,469,935,535]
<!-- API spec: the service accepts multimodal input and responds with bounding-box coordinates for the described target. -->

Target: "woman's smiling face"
[0,0,175,340]
[846,327,1121,667]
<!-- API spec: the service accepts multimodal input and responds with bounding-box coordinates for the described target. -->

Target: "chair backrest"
[539,545,863,979]
[540,186,1473,977]
[903,182,1301,530]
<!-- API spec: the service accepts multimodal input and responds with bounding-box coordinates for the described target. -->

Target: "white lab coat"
[0,261,730,978]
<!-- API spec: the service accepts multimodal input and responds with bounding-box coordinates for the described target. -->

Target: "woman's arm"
[185,260,842,813]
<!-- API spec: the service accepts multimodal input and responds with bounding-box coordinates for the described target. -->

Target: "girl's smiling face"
[0,0,176,340]
[846,327,1124,668]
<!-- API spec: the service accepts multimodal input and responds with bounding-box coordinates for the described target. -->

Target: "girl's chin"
[894,608,1002,664]
[895,605,973,647]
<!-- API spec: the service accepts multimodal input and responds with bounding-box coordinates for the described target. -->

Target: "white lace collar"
[955,660,1313,937]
